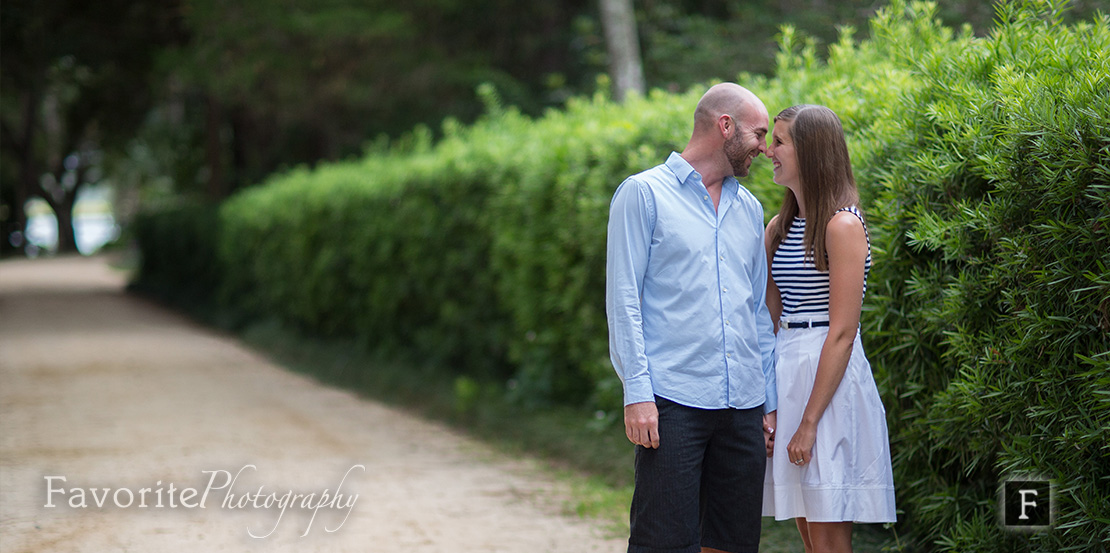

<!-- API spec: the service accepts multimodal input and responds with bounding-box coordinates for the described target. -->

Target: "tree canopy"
[2,0,1106,255]
[0,0,182,253]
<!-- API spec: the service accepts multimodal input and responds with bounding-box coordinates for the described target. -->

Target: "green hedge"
[218,131,512,375]
[133,1,1109,550]
[130,201,223,307]
[861,2,1110,551]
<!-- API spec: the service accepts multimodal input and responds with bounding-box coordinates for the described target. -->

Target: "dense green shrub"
[130,201,223,306]
[218,125,513,375]
[860,2,1110,551]
[133,1,1108,550]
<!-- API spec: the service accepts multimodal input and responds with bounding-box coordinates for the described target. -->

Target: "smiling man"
[606,83,778,553]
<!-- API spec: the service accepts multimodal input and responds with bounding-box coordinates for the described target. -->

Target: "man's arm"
[751,205,777,415]
[606,177,658,447]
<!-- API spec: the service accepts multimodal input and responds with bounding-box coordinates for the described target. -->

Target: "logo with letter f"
[1002,478,1053,530]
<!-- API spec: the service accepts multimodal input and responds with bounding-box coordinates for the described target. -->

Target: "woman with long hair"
[761,105,896,552]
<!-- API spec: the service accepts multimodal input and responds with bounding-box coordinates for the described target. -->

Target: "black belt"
[782,320,829,329]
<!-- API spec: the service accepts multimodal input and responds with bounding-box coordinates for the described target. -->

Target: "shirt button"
[725,320,731,326]
[703,195,709,201]
[727,353,732,358]
[723,287,728,293]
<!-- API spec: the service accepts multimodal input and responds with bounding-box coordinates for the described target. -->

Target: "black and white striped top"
[771,206,871,317]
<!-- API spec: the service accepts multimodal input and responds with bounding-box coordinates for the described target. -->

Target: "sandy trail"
[0,255,626,552]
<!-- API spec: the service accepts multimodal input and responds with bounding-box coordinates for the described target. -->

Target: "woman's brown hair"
[767,104,861,272]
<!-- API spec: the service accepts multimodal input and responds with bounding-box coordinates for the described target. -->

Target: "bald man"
[606,83,778,553]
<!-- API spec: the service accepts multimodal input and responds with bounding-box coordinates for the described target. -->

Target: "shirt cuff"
[763,388,777,413]
[623,375,655,406]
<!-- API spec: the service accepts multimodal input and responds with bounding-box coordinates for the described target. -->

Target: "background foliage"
[131,0,1108,551]
[6,0,1106,260]
[861,2,1110,550]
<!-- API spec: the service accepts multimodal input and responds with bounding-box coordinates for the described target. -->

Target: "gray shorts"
[628,396,766,553]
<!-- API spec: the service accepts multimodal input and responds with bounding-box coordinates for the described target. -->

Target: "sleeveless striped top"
[771,206,871,317]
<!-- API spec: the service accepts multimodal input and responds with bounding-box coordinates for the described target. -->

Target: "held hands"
[786,421,817,466]
[624,401,660,449]
[763,411,777,458]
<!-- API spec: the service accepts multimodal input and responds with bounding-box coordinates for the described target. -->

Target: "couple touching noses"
[606,83,896,553]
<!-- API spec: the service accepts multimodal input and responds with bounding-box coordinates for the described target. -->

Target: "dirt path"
[0,255,626,553]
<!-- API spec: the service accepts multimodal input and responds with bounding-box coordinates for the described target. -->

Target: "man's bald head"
[682,83,769,180]
[693,83,763,134]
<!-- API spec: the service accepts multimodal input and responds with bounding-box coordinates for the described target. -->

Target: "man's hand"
[624,401,660,449]
[763,411,777,458]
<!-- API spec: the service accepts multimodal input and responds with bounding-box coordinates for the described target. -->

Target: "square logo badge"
[1002,479,1053,530]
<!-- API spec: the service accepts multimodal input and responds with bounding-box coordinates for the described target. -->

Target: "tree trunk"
[231,105,253,195]
[599,0,645,101]
[41,163,84,254]
[205,94,227,201]
[8,86,41,256]
[53,191,78,253]
[7,178,29,257]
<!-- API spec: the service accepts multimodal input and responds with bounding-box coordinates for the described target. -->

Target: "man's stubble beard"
[725,134,756,178]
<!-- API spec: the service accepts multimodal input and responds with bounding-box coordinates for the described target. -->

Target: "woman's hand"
[786,421,817,466]
[763,411,778,458]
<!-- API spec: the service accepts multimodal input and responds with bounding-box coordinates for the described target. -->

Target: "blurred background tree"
[0,0,183,255]
[2,0,1106,256]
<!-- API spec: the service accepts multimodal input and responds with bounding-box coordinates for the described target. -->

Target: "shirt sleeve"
[750,202,778,413]
[606,177,655,406]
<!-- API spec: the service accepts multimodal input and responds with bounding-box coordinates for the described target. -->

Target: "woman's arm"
[764,216,783,334]
[763,216,783,456]
[786,210,869,465]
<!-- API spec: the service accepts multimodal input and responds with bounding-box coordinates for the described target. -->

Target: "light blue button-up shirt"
[606,152,777,412]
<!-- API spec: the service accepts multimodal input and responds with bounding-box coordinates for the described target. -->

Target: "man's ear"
[718,114,732,139]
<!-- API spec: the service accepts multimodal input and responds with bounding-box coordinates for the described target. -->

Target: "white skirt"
[762,324,896,523]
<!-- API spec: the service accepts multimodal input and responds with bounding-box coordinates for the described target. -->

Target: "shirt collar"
[665,152,697,186]
[665,151,739,195]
